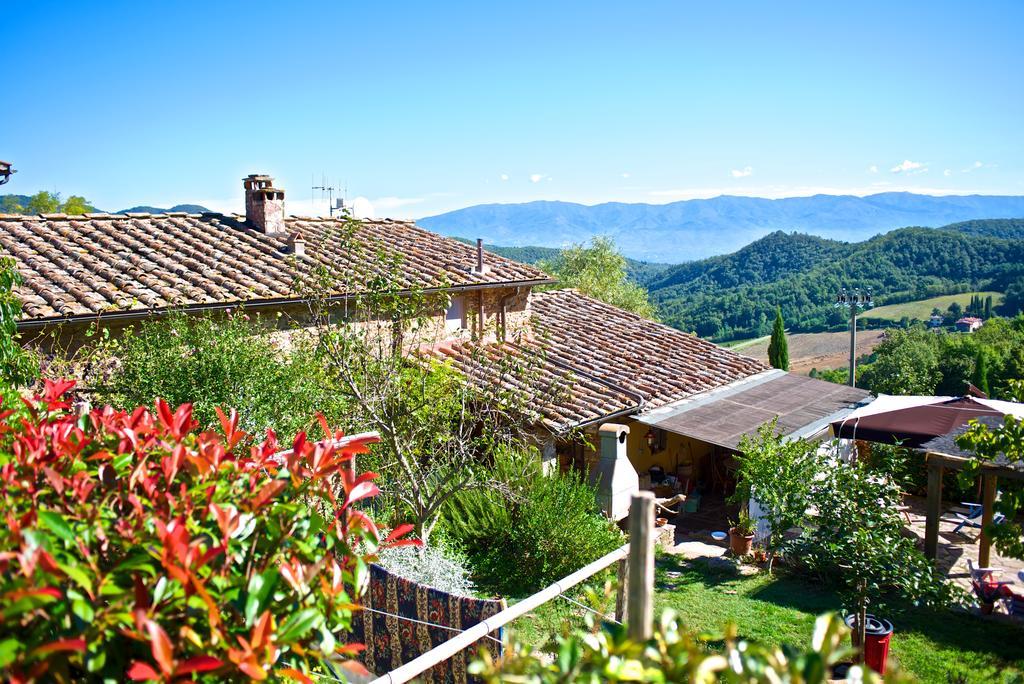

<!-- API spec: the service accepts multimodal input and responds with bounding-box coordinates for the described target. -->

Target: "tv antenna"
[311,174,336,217]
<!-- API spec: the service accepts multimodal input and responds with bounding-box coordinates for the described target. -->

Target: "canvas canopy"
[830,394,1024,448]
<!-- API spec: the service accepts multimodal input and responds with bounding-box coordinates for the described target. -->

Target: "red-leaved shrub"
[0,379,415,682]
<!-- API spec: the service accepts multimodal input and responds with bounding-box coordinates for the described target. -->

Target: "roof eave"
[15,277,557,332]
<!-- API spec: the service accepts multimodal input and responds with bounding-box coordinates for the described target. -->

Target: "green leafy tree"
[860,328,942,395]
[91,311,344,440]
[0,256,38,388]
[25,190,61,214]
[540,236,658,318]
[767,306,789,370]
[0,196,24,214]
[61,195,90,215]
[972,348,991,395]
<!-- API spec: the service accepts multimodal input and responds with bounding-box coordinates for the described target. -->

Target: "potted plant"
[729,510,756,556]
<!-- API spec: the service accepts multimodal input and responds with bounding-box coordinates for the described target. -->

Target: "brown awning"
[638,371,871,450]
[831,396,1005,448]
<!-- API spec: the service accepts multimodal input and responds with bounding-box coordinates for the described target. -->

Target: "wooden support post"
[979,474,997,568]
[627,492,655,642]
[925,460,944,561]
[615,558,628,624]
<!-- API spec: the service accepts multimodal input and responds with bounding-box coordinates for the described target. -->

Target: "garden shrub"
[0,380,415,682]
[91,312,347,440]
[376,542,477,597]
[471,611,908,683]
[443,448,624,597]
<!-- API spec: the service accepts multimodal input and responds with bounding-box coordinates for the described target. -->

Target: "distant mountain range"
[116,204,212,214]
[419,193,1024,262]
[483,218,1024,341]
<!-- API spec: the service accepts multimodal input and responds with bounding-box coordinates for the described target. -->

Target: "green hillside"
[866,291,1004,321]
[649,222,1024,341]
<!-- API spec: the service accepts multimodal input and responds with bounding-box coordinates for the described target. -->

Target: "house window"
[445,296,466,332]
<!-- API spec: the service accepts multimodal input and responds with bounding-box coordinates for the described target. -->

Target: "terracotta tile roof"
[0,213,551,323]
[427,339,641,432]
[529,289,770,410]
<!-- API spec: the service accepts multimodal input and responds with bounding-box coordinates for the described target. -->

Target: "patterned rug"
[347,563,506,683]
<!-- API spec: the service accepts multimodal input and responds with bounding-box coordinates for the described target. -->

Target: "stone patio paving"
[900,494,1024,595]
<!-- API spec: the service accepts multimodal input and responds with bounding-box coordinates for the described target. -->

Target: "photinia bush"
[0,379,416,682]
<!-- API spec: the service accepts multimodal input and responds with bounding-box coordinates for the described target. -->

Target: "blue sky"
[2,1,1022,218]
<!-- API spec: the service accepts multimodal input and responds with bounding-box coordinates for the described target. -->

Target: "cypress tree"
[767,307,789,371]
[972,348,990,396]
[985,295,993,319]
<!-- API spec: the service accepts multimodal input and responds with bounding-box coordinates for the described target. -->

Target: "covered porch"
[618,371,870,536]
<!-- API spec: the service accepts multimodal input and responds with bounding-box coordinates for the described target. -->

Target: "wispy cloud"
[944,169,952,177]
[621,172,631,179]
[730,166,754,178]
[961,161,985,173]
[500,173,509,181]
[890,159,926,174]
[529,173,547,183]
[868,165,878,173]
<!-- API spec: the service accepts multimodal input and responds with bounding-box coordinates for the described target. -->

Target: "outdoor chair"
[953,501,1006,535]
[966,559,1014,610]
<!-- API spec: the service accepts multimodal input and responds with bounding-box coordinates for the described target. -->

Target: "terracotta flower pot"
[729,527,754,556]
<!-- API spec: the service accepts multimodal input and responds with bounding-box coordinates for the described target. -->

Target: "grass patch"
[655,555,1024,683]
[720,335,769,350]
[507,555,1024,682]
[868,291,1003,321]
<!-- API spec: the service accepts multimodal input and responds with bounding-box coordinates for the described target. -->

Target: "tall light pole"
[835,288,873,387]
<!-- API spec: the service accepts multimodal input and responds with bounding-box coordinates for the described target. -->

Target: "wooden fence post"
[979,474,997,568]
[924,459,943,561]
[627,492,655,642]
[615,558,628,623]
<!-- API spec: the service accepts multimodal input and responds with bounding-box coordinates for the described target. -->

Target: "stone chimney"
[287,231,306,257]
[588,423,639,521]
[243,174,286,235]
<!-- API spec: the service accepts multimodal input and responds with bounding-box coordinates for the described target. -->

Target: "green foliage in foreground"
[442,449,625,596]
[89,312,347,439]
[957,400,1024,562]
[539,236,659,318]
[474,611,900,683]
[510,555,1024,683]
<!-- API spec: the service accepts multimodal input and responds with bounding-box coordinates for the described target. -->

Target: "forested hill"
[651,226,1024,341]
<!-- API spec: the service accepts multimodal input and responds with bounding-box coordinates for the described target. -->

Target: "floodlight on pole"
[834,288,873,387]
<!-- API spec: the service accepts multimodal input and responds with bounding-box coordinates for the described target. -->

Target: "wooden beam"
[925,461,943,561]
[627,492,655,642]
[979,474,997,567]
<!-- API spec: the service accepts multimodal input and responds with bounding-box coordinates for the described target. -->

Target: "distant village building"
[1,172,870,519]
[956,316,984,333]
[929,314,944,328]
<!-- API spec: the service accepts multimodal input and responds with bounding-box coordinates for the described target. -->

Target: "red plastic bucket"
[845,614,893,674]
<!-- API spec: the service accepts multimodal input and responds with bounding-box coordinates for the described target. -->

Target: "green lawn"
[507,555,1024,683]
[867,292,1003,322]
